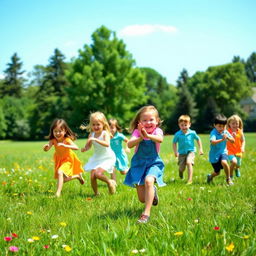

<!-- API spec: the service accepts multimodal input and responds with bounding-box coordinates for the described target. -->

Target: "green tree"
[67,26,147,127]
[30,49,70,139]
[140,67,177,132]
[0,102,7,138]
[245,52,256,83]
[1,53,25,97]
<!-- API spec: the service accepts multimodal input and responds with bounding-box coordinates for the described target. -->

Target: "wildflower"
[28,238,34,243]
[2,181,7,186]
[27,211,33,215]
[187,197,192,201]
[51,235,58,239]
[44,245,50,249]
[226,242,235,252]
[174,232,183,236]
[139,248,146,253]
[194,219,199,223]
[199,187,205,190]
[9,246,19,252]
[243,235,249,239]
[32,236,40,241]
[12,233,18,238]
[213,226,220,231]
[131,249,139,254]
[64,245,72,252]
[86,197,92,201]
[4,237,12,241]
[60,222,67,227]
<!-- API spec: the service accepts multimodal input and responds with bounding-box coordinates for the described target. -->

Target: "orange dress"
[52,138,84,179]
[227,128,243,157]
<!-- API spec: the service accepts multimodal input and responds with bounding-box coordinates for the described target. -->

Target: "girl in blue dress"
[109,119,130,184]
[124,106,166,223]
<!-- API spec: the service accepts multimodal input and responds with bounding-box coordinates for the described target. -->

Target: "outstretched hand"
[43,144,50,151]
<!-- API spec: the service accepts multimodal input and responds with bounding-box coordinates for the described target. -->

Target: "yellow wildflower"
[226,242,234,252]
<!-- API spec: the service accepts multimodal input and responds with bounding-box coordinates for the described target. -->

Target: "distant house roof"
[240,87,256,119]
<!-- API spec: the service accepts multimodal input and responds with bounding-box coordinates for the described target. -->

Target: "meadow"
[0,134,255,255]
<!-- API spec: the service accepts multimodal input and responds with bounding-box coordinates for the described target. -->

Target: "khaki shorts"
[178,152,195,170]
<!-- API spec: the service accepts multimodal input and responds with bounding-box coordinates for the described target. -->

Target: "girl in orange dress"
[43,119,84,197]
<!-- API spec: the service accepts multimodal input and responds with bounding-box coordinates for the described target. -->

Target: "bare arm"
[57,140,79,150]
[43,140,53,151]
[81,134,93,152]
[92,131,111,147]
[241,132,245,153]
[127,136,143,148]
[141,128,163,143]
[197,139,204,155]
[173,142,178,157]
[211,134,234,145]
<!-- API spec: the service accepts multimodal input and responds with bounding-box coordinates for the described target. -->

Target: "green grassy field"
[0,134,255,255]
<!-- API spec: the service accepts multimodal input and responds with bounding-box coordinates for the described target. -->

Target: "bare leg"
[230,158,237,177]
[56,171,64,197]
[90,170,98,196]
[222,160,230,180]
[187,163,193,183]
[111,168,116,182]
[94,168,116,194]
[143,176,155,216]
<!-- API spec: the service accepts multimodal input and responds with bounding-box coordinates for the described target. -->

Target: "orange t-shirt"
[227,128,244,157]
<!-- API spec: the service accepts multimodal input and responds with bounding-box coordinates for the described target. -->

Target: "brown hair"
[178,115,191,124]
[227,114,243,129]
[109,118,122,132]
[47,119,77,140]
[129,105,161,133]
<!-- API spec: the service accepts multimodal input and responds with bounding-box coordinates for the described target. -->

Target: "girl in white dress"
[81,112,116,196]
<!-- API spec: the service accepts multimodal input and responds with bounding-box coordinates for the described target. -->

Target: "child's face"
[214,124,226,133]
[109,122,117,135]
[229,120,239,131]
[92,119,103,134]
[140,111,158,133]
[53,125,66,142]
[179,121,191,132]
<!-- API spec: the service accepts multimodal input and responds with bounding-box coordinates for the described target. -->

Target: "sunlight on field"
[0,134,255,255]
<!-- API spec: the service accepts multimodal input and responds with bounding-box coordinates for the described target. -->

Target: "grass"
[0,134,255,255]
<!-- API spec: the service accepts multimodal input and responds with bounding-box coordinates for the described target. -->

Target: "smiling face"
[179,121,191,133]
[53,125,66,142]
[229,120,239,131]
[214,123,226,134]
[140,110,158,134]
[109,121,117,135]
[91,119,104,134]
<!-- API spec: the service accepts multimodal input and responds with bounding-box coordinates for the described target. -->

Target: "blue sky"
[0,0,255,84]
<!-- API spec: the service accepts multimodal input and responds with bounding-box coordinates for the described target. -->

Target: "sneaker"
[179,171,184,179]
[207,174,212,184]
[108,179,116,194]
[235,169,241,177]
[137,214,150,224]
[226,178,234,186]
[152,185,159,206]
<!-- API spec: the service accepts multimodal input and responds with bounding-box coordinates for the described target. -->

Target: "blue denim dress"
[124,139,166,187]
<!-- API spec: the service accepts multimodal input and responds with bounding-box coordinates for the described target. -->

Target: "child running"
[109,118,130,184]
[173,115,203,184]
[43,119,84,197]
[227,115,245,178]
[81,112,116,196]
[207,114,235,185]
[124,105,166,224]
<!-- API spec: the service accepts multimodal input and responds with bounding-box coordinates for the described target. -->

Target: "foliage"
[0,53,25,98]
[0,135,255,255]
[67,26,147,128]
[29,49,70,139]
[245,52,256,83]
[140,67,177,131]
[188,63,252,131]
[0,102,7,138]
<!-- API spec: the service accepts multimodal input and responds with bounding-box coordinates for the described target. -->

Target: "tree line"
[0,26,255,140]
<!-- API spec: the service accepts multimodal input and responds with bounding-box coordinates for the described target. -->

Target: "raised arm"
[43,140,53,151]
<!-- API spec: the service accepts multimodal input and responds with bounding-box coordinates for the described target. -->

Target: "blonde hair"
[129,105,161,133]
[81,112,111,135]
[109,118,122,132]
[227,115,243,129]
[178,115,191,124]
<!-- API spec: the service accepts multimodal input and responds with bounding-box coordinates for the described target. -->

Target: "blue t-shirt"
[209,128,232,163]
[173,129,200,154]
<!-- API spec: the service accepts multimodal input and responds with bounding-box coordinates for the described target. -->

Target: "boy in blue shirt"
[207,114,235,185]
[173,115,203,184]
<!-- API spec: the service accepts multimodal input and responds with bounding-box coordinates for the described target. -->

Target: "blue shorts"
[228,155,242,166]
[211,154,228,173]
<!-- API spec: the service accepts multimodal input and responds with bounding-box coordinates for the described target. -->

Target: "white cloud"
[0,74,5,79]
[119,24,178,37]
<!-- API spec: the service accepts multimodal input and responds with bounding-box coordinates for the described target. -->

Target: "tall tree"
[30,49,70,139]
[67,26,146,127]
[1,53,25,97]
[245,52,256,83]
